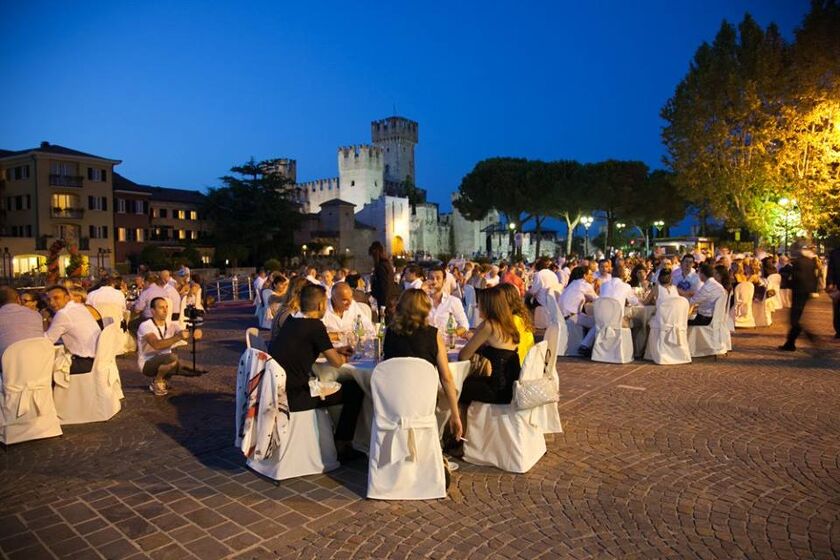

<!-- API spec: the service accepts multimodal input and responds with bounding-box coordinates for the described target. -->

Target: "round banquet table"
[312,348,471,453]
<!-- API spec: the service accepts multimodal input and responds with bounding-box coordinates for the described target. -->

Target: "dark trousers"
[833,294,840,336]
[289,379,363,442]
[688,314,713,326]
[70,356,94,374]
[785,291,813,346]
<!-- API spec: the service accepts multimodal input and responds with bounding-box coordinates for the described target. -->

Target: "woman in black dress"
[457,286,521,408]
[382,288,463,441]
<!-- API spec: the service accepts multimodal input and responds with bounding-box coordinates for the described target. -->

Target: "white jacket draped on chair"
[235,348,338,481]
[644,297,691,365]
[591,298,634,364]
[1,338,62,444]
[367,358,446,500]
[463,342,548,473]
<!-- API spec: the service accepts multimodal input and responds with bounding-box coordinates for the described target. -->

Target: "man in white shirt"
[673,255,703,297]
[321,282,375,339]
[162,276,182,320]
[86,276,127,324]
[594,259,612,282]
[599,276,641,307]
[137,297,194,396]
[131,273,172,331]
[688,263,727,325]
[305,266,321,285]
[529,257,561,307]
[0,287,44,369]
[161,269,177,288]
[442,267,458,296]
[45,285,101,374]
[402,265,424,291]
[426,264,470,337]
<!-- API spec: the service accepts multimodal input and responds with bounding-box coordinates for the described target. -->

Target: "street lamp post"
[615,223,625,254]
[581,216,594,257]
[648,220,664,255]
[508,222,516,258]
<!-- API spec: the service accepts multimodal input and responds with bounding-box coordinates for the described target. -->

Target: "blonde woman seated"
[382,289,463,441]
[498,283,534,364]
[457,287,521,408]
[69,285,105,329]
[270,276,309,340]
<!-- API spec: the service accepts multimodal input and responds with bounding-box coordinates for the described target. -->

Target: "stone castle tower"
[337,145,384,209]
[371,117,418,185]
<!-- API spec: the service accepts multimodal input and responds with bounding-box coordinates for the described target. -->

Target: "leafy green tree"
[586,160,649,251]
[542,160,592,255]
[204,158,302,265]
[662,14,789,239]
[140,245,171,270]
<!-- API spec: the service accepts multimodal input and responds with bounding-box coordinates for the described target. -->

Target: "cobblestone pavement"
[1,297,838,559]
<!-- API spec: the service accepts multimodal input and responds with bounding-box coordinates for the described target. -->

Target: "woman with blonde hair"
[497,282,534,364]
[69,284,105,329]
[383,289,463,441]
[271,276,309,340]
[457,286,521,406]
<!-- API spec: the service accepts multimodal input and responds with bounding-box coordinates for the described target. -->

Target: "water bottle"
[354,314,365,358]
[446,312,457,350]
[376,321,386,361]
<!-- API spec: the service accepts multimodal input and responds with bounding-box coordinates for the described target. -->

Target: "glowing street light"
[508,222,516,231]
[581,216,594,257]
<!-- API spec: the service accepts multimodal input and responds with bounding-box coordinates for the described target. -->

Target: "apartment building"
[113,173,213,268]
[0,142,119,277]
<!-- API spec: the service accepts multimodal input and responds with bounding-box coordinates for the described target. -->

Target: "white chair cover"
[463,343,548,473]
[779,288,792,308]
[463,285,479,328]
[94,302,125,328]
[235,349,339,481]
[532,338,563,434]
[766,274,782,312]
[687,295,729,357]
[591,298,634,364]
[753,284,774,328]
[1,338,62,444]
[564,317,585,356]
[53,323,123,425]
[732,282,756,328]
[245,327,267,351]
[644,297,691,365]
[367,358,446,500]
[535,289,561,330]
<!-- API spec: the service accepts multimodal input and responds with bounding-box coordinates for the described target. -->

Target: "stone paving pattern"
[1,297,838,559]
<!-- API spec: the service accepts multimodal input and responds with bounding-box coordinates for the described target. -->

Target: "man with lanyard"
[137,297,199,396]
[425,263,471,337]
[45,285,101,374]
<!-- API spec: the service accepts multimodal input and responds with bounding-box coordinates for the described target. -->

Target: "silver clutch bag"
[513,376,559,410]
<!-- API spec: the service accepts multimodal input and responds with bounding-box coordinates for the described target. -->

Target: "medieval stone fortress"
[288,116,544,261]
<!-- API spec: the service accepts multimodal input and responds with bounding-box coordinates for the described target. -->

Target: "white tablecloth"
[312,355,471,453]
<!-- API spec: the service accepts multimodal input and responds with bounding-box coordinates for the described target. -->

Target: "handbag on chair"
[513,347,559,410]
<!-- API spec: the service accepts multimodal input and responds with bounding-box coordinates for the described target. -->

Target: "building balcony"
[35,236,91,251]
[49,174,84,188]
[51,207,85,219]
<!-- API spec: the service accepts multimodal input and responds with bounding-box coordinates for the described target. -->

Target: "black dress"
[459,346,521,405]
[383,325,438,367]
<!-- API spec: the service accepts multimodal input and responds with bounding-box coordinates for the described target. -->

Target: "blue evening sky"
[1,1,807,225]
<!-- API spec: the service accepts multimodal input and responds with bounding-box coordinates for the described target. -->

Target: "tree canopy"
[203,158,301,265]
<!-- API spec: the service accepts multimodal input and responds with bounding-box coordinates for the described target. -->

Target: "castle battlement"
[338,145,383,159]
[296,177,340,194]
[371,116,419,143]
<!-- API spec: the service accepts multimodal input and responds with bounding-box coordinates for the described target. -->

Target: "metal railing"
[204,276,254,303]
[49,174,84,188]
[51,207,85,219]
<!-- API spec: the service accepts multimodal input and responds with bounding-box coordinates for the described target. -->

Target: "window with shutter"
[25,195,31,209]
[88,196,94,210]
[102,226,108,239]
[89,225,95,238]
[87,168,93,180]
[102,170,107,182]
[102,197,107,211]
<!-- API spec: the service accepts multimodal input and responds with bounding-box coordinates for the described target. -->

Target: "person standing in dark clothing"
[368,241,395,316]
[779,241,820,351]
[826,246,840,339]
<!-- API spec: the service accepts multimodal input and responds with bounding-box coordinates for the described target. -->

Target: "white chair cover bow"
[1,338,62,445]
[376,413,438,467]
[688,295,729,357]
[591,298,634,364]
[732,282,755,328]
[644,297,691,365]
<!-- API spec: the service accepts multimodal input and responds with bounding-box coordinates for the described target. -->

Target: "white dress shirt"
[45,302,100,358]
[557,267,570,287]
[322,300,375,336]
[134,284,172,319]
[429,294,470,332]
[253,276,266,302]
[690,277,727,318]
[404,278,423,290]
[443,271,458,296]
[86,286,127,318]
[484,274,500,287]
[137,318,184,370]
[598,277,640,307]
[559,279,597,317]
[163,283,182,315]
